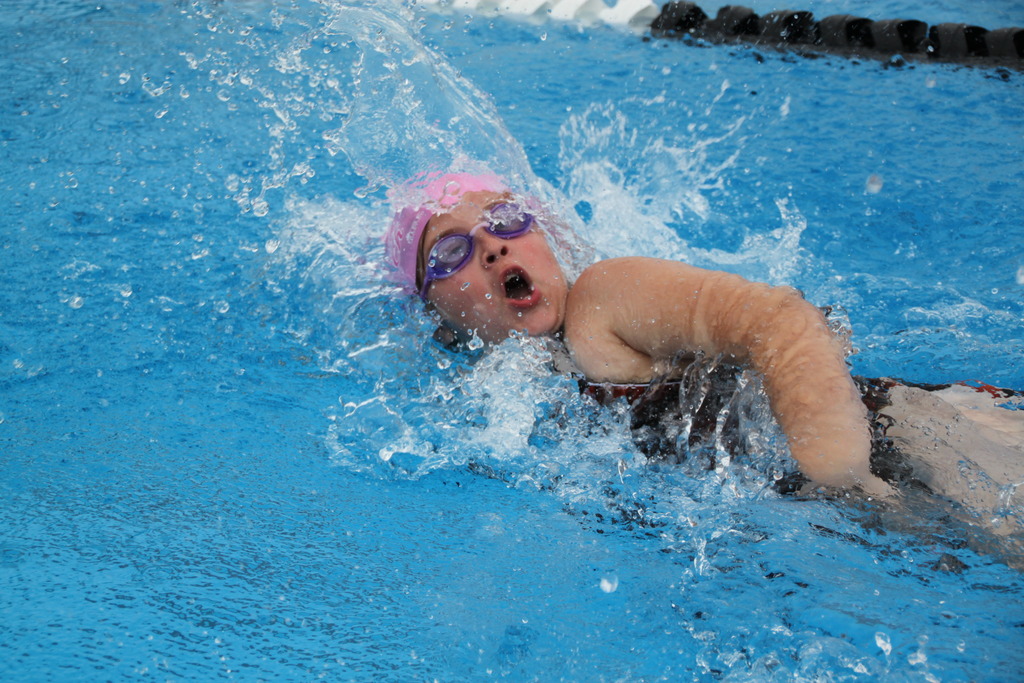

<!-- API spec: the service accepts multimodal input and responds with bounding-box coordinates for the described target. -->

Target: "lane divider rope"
[417,0,1023,69]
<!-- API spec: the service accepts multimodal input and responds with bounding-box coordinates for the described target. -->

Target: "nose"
[477,231,509,267]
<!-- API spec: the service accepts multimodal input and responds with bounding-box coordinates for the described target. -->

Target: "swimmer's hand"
[564,257,889,493]
[798,465,898,501]
[856,472,899,501]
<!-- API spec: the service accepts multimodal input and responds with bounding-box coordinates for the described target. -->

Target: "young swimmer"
[385,169,889,495]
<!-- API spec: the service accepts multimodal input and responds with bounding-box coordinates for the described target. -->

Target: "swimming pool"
[2,0,1022,679]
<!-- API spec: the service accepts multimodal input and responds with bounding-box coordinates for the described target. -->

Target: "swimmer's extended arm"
[564,256,885,493]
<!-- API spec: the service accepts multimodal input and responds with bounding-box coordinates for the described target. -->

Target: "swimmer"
[385,168,886,495]
[384,168,1024,516]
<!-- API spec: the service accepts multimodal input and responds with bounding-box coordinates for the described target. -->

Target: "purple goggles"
[419,202,535,298]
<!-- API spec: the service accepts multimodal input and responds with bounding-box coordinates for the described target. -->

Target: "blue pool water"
[2,0,1022,680]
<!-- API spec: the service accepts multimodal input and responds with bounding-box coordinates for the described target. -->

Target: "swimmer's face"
[419,190,568,344]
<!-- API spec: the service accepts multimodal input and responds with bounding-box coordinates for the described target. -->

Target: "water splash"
[321,2,536,193]
[181,0,541,214]
[719,196,809,283]
[230,4,1024,586]
[557,99,823,286]
[558,99,745,260]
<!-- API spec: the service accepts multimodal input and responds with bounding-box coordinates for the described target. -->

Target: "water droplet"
[1016,265,1024,285]
[865,174,883,194]
[484,293,492,300]
[875,631,892,656]
[119,72,131,84]
[264,239,280,254]
[600,575,618,593]
[460,282,470,291]
[119,284,133,297]
[68,295,84,309]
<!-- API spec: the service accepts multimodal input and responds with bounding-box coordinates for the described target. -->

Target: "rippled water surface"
[2,1,1022,680]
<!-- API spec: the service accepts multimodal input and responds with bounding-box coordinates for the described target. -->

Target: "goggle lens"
[487,202,531,235]
[428,235,472,274]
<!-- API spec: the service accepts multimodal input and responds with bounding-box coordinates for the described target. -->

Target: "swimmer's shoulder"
[574,256,691,282]
[563,257,669,383]
[567,256,736,333]
[572,257,727,302]
[566,257,667,335]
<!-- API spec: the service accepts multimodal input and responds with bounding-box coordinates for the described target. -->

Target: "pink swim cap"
[385,170,508,292]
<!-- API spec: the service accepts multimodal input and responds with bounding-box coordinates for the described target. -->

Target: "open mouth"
[503,268,534,301]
